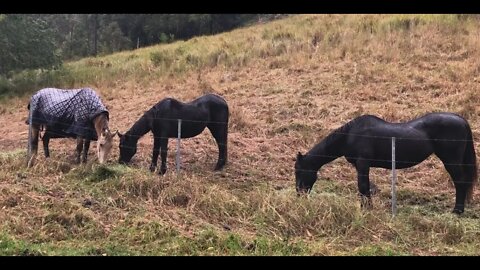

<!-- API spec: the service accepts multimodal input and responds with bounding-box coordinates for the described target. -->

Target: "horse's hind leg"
[42,131,50,158]
[437,148,469,214]
[207,123,228,171]
[159,138,168,175]
[82,139,90,163]
[27,125,40,168]
[75,137,84,164]
[453,180,469,214]
[443,163,468,214]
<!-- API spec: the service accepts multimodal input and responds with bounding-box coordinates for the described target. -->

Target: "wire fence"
[23,115,477,163]
[21,110,480,216]
[22,114,479,165]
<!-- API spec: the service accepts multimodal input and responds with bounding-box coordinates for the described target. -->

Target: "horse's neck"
[127,114,151,139]
[94,113,109,136]
[307,132,345,170]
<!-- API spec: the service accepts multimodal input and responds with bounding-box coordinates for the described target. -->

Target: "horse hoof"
[361,204,373,210]
[149,166,156,172]
[452,209,464,215]
[214,164,225,171]
[159,167,167,175]
[360,197,373,210]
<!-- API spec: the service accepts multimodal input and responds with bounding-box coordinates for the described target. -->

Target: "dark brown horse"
[117,93,229,174]
[295,113,477,214]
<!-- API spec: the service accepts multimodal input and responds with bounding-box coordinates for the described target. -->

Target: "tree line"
[0,14,286,77]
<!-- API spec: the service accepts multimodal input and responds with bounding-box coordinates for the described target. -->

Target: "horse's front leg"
[355,159,372,209]
[75,137,84,164]
[150,137,161,172]
[82,139,90,163]
[159,138,168,175]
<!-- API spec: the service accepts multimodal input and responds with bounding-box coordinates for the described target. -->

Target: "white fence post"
[176,119,182,175]
[391,137,397,217]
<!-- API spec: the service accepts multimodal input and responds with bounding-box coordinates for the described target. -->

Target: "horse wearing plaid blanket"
[26,88,116,167]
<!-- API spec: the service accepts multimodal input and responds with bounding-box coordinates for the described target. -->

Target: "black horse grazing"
[117,93,229,174]
[26,88,116,167]
[295,113,477,214]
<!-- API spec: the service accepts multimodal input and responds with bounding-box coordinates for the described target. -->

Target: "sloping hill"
[0,14,479,255]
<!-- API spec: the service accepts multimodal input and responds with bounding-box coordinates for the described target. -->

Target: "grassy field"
[1,14,480,255]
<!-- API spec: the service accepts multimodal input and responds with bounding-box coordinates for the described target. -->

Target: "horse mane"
[326,120,354,143]
[308,115,379,157]
[321,115,370,146]
[126,110,153,139]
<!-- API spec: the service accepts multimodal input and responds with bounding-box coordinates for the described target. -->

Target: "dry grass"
[1,14,480,255]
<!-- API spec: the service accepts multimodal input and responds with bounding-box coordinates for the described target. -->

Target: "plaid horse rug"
[27,88,108,140]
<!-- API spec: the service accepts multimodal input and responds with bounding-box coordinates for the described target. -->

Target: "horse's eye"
[100,143,105,147]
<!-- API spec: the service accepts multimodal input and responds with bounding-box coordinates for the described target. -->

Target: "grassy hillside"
[1,14,480,255]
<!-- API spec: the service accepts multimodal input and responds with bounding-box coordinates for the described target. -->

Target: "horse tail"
[464,125,477,204]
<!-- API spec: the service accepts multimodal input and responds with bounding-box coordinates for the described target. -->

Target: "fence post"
[391,137,397,217]
[176,119,182,175]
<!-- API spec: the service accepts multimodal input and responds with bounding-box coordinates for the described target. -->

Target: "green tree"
[0,14,61,76]
[99,21,132,54]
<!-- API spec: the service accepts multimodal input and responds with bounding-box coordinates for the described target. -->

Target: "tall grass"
[1,14,480,255]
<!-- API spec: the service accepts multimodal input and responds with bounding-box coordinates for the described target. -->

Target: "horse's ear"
[297,152,303,161]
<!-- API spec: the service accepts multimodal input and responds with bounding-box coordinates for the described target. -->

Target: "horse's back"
[148,94,228,138]
[31,88,81,107]
[347,113,470,139]
[191,93,228,109]
[193,93,229,121]
[155,93,229,120]
[149,97,209,137]
[343,114,395,137]
[31,87,102,111]
[410,112,471,140]
[415,112,469,128]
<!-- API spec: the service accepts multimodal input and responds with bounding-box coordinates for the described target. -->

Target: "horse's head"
[117,131,137,164]
[97,128,116,164]
[295,152,318,195]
